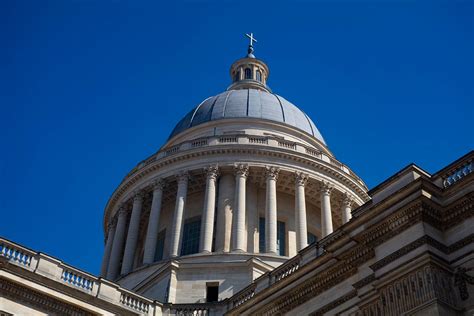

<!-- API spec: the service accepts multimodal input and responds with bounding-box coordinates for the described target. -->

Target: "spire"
[227,33,271,92]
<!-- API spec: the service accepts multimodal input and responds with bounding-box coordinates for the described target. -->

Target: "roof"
[168,89,326,144]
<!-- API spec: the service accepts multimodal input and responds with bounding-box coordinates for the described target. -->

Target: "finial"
[245,32,257,58]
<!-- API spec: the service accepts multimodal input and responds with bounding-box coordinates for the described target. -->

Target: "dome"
[168,89,326,144]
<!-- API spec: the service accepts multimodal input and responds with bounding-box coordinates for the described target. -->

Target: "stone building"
[1,37,473,315]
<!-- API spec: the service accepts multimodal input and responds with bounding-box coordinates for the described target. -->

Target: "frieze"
[103,146,369,223]
[0,277,92,316]
[308,290,357,316]
[352,274,376,289]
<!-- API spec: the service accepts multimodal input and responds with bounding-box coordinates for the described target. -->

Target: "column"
[121,191,144,275]
[143,179,166,264]
[200,165,219,253]
[246,180,258,253]
[170,172,189,257]
[265,166,279,254]
[100,221,116,277]
[320,181,334,238]
[233,164,248,252]
[341,192,353,224]
[295,172,309,251]
[215,173,235,252]
[107,206,128,279]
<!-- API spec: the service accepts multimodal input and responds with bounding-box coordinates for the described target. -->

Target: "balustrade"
[120,290,151,313]
[0,241,33,268]
[61,268,95,292]
[443,161,473,188]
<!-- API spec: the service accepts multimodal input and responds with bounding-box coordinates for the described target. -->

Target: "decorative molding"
[152,178,166,191]
[294,171,309,187]
[234,163,249,178]
[352,274,375,289]
[309,290,357,316]
[342,192,354,208]
[205,164,219,180]
[318,181,333,195]
[0,277,92,315]
[264,166,280,181]
[176,171,189,184]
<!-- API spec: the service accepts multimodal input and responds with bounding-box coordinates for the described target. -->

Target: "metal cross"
[246,33,258,47]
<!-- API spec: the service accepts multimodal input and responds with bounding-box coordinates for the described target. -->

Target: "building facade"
[1,40,473,315]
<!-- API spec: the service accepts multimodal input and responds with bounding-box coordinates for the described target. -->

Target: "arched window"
[245,68,252,79]
[234,71,240,82]
[256,70,262,82]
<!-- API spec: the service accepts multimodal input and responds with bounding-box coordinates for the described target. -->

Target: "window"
[259,218,286,256]
[277,221,286,256]
[259,217,265,252]
[256,70,262,82]
[154,229,166,261]
[234,71,240,82]
[244,68,252,79]
[181,217,201,256]
[307,232,317,245]
[206,282,219,302]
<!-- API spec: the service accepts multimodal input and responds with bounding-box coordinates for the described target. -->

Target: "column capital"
[205,164,219,180]
[234,163,249,178]
[107,220,117,230]
[118,205,128,216]
[152,178,166,191]
[265,166,280,181]
[177,171,189,184]
[132,190,145,202]
[342,192,354,207]
[319,181,334,195]
[295,171,309,187]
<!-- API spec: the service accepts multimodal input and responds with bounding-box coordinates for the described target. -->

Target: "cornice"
[103,145,369,229]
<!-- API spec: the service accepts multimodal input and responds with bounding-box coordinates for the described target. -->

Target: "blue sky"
[1,1,472,275]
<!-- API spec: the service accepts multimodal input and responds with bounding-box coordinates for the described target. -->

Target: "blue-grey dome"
[169,89,326,144]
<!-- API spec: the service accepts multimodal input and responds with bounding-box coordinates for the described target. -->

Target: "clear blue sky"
[1,1,472,275]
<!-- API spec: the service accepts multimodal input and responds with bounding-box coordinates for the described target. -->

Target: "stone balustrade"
[0,237,159,315]
[230,283,257,308]
[0,236,328,315]
[0,239,35,269]
[442,161,473,188]
[269,254,301,284]
[61,267,95,292]
[123,133,366,188]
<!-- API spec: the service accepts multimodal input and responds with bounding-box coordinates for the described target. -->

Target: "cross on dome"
[246,33,257,47]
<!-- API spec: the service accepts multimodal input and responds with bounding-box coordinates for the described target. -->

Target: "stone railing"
[61,267,95,292]
[229,283,257,309]
[269,255,301,284]
[127,133,367,188]
[0,237,326,315]
[120,289,152,314]
[0,237,160,315]
[442,161,473,188]
[167,303,214,315]
[0,239,35,269]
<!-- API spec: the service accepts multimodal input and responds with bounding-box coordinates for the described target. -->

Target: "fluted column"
[143,179,166,264]
[100,221,116,277]
[295,172,309,251]
[215,173,234,252]
[233,164,248,252]
[265,166,279,254]
[121,191,144,275]
[107,206,128,279]
[320,181,334,238]
[200,165,219,253]
[341,192,353,224]
[170,172,189,257]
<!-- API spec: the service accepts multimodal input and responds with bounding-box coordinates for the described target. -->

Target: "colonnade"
[101,165,355,280]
